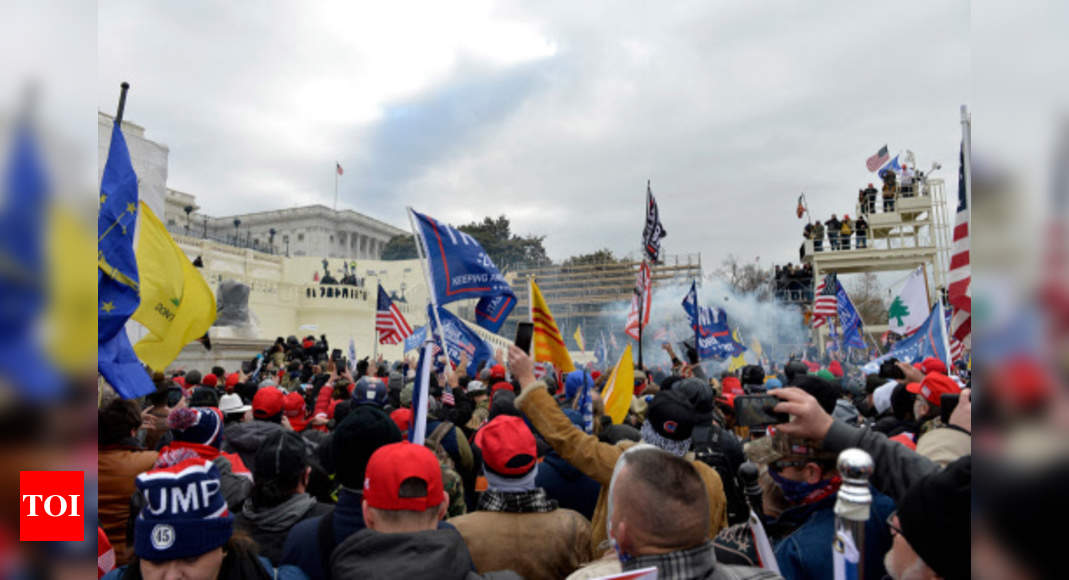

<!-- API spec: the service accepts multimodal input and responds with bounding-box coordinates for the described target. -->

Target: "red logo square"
[20,471,84,541]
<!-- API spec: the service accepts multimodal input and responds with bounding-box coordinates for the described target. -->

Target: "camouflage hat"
[745,431,836,465]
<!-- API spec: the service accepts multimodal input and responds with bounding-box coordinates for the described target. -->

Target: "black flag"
[642,180,667,261]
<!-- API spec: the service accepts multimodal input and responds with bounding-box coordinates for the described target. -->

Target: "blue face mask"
[768,467,826,504]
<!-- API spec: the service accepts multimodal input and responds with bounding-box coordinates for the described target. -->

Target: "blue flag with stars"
[0,123,62,400]
[98,120,153,398]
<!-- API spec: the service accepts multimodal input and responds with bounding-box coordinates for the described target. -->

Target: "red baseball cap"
[363,442,444,511]
[390,408,413,435]
[905,372,961,407]
[828,361,844,378]
[225,372,241,391]
[490,364,506,380]
[202,373,218,388]
[253,386,285,419]
[722,376,744,396]
[490,381,514,397]
[912,357,948,376]
[284,392,308,431]
[474,415,536,477]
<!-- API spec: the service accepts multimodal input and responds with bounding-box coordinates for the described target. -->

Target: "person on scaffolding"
[839,215,852,250]
[882,170,898,212]
[855,215,868,248]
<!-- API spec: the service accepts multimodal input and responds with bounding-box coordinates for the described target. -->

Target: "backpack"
[840,222,852,236]
[691,425,750,526]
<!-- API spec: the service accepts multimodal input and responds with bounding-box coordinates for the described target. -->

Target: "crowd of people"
[772,263,813,302]
[97,331,973,579]
[800,163,934,259]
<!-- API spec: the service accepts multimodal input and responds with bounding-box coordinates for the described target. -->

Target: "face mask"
[768,467,827,504]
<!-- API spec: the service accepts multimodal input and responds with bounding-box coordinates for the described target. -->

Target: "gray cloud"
[99,0,970,268]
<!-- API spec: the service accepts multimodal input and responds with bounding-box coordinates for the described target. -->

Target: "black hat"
[647,391,695,441]
[784,361,809,383]
[673,378,714,419]
[185,370,203,387]
[488,390,521,420]
[189,386,220,409]
[741,365,765,387]
[897,456,971,580]
[790,375,840,414]
[331,406,402,488]
[254,431,309,481]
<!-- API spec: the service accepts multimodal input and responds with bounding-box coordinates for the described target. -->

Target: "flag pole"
[406,208,452,366]
[115,82,130,124]
[333,163,339,211]
[372,282,380,361]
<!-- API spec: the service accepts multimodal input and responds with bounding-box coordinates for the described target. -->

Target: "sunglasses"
[886,511,903,537]
[769,460,808,473]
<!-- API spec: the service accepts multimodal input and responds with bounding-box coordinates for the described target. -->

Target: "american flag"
[944,306,966,362]
[376,284,413,345]
[336,161,344,176]
[625,261,652,340]
[811,273,839,328]
[948,124,971,342]
[866,145,890,172]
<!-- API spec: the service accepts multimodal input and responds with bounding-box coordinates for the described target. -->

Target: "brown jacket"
[515,382,728,555]
[98,445,159,565]
[450,508,593,580]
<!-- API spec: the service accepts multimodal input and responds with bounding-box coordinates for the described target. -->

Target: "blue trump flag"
[98,120,154,399]
[409,209,516,332]
[427,305,492,377]
[0,123,62,400]
[877,303,950,368]
[682,281,741,359]
[835,280,867,349]
[594,332,609,368]
[878,155,901,179]
[403,325,428,353]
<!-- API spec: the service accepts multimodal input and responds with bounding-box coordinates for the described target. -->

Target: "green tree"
[563,248,620,267]
[888,296,910,326]
[380,234,418,260]
[457,215,551,273]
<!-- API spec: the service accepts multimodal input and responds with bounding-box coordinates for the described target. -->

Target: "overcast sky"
[98,0,970,267]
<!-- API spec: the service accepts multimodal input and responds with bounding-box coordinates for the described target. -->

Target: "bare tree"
[714,254,773,300]
[847,272,889,325]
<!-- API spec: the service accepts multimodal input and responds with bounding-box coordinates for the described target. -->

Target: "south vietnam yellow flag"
[131,202,216,370]
[530,278,575,373]
[728,328,747,372]
[573,325,585,351]
[601,344,634,424]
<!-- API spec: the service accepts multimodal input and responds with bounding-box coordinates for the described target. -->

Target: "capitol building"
[98,112,511,370]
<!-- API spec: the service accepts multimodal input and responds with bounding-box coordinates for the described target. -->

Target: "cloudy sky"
[98,0,969,267]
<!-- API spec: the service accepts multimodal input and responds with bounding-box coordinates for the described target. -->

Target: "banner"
[601,344,635,424]
[642,181,667,262]
[682,281,742,359]
[427,305,493,376]
[409,208,516,331]
[403,325,428,353]
[874,303,950,368]
[409,340,435,445]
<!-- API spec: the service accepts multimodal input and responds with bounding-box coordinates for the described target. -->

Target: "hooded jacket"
[223,419,284,468]
[515,381,728,555]
[330,527,521,580]
[236,493,334,566]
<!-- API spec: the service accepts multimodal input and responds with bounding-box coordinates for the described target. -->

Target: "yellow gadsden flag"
[131,202,216,370]
[530,278,575,373]
[573,324,585,351]
[601,344,635,424]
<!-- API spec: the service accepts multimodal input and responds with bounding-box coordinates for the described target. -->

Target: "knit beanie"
[133,458,233,561]
[331,406,403,489]
[168,407,223,448]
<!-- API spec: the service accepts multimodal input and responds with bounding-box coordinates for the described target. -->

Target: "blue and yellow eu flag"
[98,120,154,398]
[0,123,62,400]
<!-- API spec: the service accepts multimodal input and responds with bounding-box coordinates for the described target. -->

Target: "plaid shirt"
[623,541,780,580]
[476,488,558,513]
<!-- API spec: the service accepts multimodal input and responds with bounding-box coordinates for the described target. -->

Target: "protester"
[569,446,780,580]
[509,345,729,556]
[153,407,252,510]
[280,406,403,580]
[771,386,971,579]
[536,409,602,520]
[839,215,852,250]
[220,392,252,424]
[223,385,288,468]
[102,458,306,579]
[451,415,592,580]
[855,215,868,248]
[236,431,333,565]
[329,442,521,579]
[905,372,962,434]
[810,220,824,252]
[863,183,878,214]
[99,399,160,566]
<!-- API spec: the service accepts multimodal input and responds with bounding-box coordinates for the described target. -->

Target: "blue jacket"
[535,451,600,520]
[102,555,306,580]
[771,488,896,580]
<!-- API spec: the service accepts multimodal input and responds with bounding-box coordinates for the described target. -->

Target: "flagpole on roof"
[406,208,452,366]
[115,82,130,124]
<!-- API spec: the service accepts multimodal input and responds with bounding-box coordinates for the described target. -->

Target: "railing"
[167,224,283,256]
